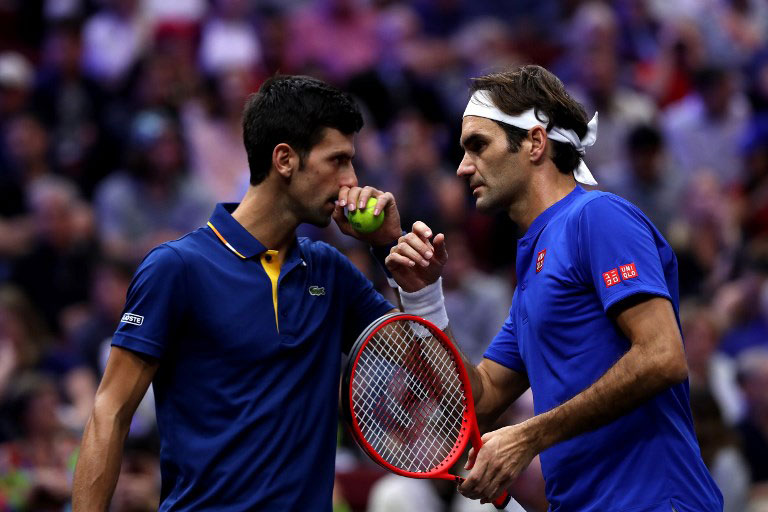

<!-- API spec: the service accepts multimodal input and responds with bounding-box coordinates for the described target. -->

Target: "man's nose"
[340,165,358,188]
[457,154,475,177]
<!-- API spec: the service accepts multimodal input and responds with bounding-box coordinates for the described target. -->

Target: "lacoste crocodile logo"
[309,286,325,296]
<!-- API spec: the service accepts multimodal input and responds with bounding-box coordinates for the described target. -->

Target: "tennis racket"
[342,312,511,509]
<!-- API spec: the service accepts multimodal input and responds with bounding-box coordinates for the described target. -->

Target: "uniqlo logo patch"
[620,263,638,280]
[536,249,546,273]
[602,268,620,288]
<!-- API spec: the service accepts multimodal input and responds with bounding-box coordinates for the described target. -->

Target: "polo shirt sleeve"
[483,299,525,373]
[112,244,186,359]
[577,195,672,312]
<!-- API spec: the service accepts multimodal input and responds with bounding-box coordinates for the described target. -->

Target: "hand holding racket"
[342,313,513,509]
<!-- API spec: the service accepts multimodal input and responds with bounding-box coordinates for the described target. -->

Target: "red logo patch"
[620,263,638,280]
[536,249,547,273]
[603,268,620,288]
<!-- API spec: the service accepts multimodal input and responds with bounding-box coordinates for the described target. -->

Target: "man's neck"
[232,183,299,254]
[508,166,577,232]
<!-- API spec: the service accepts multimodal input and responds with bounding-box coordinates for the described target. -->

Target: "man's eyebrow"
[460,133,485,149]
[329,149,355,159]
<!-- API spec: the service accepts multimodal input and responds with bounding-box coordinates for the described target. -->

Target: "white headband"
[463,89,599,186]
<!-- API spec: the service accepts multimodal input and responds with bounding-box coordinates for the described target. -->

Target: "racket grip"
[455,477,510,510]
[492,491,511,509]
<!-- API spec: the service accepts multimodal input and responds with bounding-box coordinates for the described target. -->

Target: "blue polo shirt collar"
[207,203,267,258]
[207,203,308,266]
[521,185,586,241]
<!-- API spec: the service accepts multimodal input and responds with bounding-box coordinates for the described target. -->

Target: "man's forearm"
[520,341,687,453]
[443,326,529,431]
[72,408,130,511]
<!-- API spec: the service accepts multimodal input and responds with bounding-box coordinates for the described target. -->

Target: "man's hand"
[458,423,539,504]
[385,221,447,292]
[333,185,402,246]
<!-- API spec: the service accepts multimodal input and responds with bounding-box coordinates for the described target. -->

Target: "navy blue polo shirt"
[112,203,393,511]
[484,187,722,512]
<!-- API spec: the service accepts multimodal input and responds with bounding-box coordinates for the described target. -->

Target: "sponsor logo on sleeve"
[121,313,144,326]
[602,268,621,288]
[620,262,638,280]
[536,249,547,273]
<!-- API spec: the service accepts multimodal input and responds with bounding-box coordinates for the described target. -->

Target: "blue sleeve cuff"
[112,333,165,359]
[602,286,672,313]
[482,349,526,374]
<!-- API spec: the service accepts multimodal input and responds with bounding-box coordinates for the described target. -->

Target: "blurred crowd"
[1,0,768,510]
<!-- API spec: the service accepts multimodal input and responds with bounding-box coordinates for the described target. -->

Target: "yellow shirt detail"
[260,250,281,330]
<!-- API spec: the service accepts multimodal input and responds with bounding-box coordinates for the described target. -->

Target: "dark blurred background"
[0,0,767,511]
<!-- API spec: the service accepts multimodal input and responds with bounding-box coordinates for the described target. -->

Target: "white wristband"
[399,277,448,330]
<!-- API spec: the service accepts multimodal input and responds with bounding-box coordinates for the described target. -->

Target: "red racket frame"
[342,313,510,509]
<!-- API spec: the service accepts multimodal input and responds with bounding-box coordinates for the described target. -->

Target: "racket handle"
[492,491,511,509]
[454,477,511,510]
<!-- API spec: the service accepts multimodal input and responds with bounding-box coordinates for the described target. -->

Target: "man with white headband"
[385,65,723,511]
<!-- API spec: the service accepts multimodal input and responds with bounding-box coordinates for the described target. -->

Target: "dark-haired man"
[73,75,401,511]
[386,65,723,511]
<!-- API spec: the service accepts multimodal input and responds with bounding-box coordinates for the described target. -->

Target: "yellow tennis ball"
[348,197,385,233]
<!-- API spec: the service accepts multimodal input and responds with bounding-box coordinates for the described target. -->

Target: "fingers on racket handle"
[492,491,511,510]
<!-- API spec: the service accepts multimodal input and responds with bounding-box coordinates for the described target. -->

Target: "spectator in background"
[0,53,35,265]
[347,5,451,130]
[81,0,148,90]
[682,303,720,393]
[10,175,96,336]
[0,287,51,410]
[614,0,662,65]
[93,110,212,261]
[703,276,768,426]
[564,2,658,186]
[0,112,41,269]
[2,114,54,199]
[696,0,768,68]
[0,51,33,147]
[746,49,768,113]
[604,123,683,233]
[689,387,751,512]
[183,68,254,202]
[674,172,739,299]
[0,374,79,511]
[386,111,450,231]
[736,348,768,501]
[718,276,768,363]
[33,19,109,197]
[199,0,262,76]
[663,65,751,187]
[287,0,379,82]
[635,15,708,108]
[738,114,768,239]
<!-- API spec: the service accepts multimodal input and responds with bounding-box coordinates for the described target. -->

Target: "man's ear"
[273,143,300,178]
[528,125,549,164]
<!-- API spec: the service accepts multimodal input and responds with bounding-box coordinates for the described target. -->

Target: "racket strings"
[351,321,467,473]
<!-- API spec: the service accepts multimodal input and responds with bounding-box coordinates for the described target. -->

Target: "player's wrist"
[399,278,448,330]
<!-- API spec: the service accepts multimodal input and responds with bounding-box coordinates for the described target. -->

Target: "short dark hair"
[469,65,588,176]
[242,75,364,185]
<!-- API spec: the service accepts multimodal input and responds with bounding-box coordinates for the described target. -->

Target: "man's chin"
[474,197,497,214]
[305,214,333,228]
